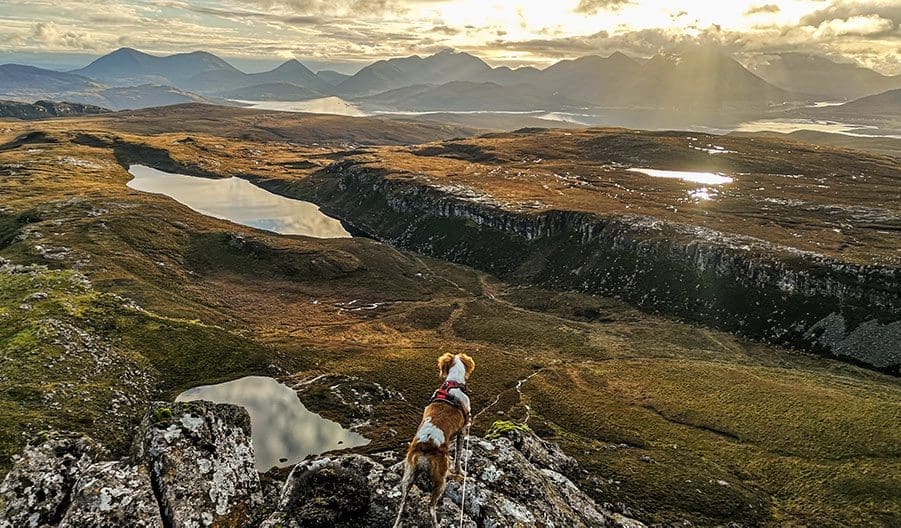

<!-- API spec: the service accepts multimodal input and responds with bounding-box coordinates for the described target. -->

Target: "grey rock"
[267,429,643,528]
[59,461,162,528]
[0,432,104,528]
[132,401,262,528]
[264,454,474,528]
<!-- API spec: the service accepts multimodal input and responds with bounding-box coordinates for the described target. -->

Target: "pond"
[627,167,734,185]
[176,376,369,470]
[127,165,351,238]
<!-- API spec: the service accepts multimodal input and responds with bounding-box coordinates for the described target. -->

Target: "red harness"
[430,380,469,417]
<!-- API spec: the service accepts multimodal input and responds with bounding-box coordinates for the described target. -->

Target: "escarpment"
[283,161,900,372]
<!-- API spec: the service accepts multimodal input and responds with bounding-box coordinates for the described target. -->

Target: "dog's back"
[393,353,474,528]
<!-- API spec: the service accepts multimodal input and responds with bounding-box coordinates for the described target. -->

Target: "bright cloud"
[0,0,897,74]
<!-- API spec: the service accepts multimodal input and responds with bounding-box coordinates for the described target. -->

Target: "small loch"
[127,165,351,238]
[628,168,734,185]
[176,376,369,470]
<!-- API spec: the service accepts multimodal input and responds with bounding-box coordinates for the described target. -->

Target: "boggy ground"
[0,108,899,527]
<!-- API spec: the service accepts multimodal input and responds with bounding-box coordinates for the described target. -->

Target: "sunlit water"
[234,97,367,116]
[233,97,603,124]
[127,165,350,238]
[734,119,901,139]
[628,168,734,185]
[176,376,369,470]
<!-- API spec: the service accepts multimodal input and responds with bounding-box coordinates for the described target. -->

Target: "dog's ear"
[437,353,456,378]
[458,353,475,377]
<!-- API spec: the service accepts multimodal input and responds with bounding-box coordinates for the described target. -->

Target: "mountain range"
[0,63,221,110]
[749,53,901,100]
[1,47,899,122]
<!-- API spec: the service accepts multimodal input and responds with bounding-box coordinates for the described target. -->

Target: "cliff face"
[286,162,900,372]
[0,402,644,528]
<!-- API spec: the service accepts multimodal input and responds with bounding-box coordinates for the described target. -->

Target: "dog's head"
[437,352,475,380]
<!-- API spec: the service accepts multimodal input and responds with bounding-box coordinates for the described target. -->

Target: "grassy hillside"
[0,109,897,526]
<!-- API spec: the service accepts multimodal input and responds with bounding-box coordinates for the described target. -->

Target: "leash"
[458,428,471,528]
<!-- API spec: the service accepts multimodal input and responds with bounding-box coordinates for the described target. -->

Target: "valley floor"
[0,109,898,527]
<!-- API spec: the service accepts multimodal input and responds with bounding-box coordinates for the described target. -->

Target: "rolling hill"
[0,99,110,119]
[826,88,901,116]
[0,64,104,95]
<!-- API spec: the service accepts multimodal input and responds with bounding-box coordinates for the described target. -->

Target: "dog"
[393,352,475,528]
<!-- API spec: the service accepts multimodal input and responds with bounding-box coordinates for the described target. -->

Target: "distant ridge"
[73,48,333,94]
[10,46,900,126]
[749,53,901,100]
[0,99,110,119]
[74,47,240,87]
[336,49,492,96]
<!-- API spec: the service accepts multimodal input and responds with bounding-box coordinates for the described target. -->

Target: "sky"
[0,0,899,74]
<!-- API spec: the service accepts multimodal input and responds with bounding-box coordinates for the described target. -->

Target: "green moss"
[484,420,530,440]
[152,407,173,424]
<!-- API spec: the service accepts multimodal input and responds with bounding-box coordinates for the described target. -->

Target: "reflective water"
[176,376,369,470]
[127,165,351,238]
[235,97,367,116]
[734,119,901,139]
[628,168,734,185]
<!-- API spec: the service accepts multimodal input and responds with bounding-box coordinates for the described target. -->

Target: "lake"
[176,376,369,470]
[127,165,351,238]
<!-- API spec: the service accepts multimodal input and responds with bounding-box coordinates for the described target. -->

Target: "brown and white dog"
[393,352,475,528]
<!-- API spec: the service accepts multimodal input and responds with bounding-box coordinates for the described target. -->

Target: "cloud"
[30,21,103,50]
[812,14,896,37]
[800,1,901,27]
[573,0,633,14]
[745,4,781,16]
[1,0,900,75]
[233,0,400,16]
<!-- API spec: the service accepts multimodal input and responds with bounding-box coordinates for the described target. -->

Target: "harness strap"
[429,381,470,421]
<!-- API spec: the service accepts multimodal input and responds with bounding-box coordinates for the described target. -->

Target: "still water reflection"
[176,376,369,470]
[127,165,351,238]
[628,167,734,185]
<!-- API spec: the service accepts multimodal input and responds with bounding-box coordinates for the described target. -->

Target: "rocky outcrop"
[60,461,161,528]
[264,426,644,528]
[0,432,105,528]
[293,163,900,372]
[1,403,643,527]
[131,401,262,527]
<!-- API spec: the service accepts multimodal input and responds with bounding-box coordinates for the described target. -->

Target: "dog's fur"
[392,353,475,528]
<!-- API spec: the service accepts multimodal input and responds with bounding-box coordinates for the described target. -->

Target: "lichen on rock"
[131,401,262,528]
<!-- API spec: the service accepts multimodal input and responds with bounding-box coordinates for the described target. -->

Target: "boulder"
[59,461,162,527]
[0,432,103,528]
[263,454,475,528]
[265,427,644,528]
[131,401,262,527]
